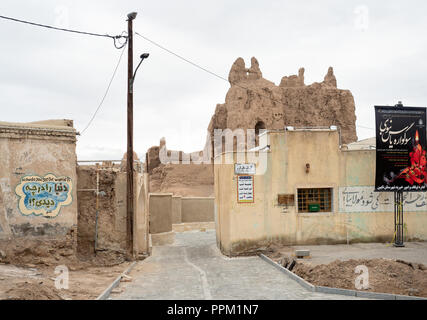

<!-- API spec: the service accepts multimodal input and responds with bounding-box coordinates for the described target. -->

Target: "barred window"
[297,188,332,213]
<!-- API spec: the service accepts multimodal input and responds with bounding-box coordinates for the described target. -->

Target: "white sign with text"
[235,163,256,175]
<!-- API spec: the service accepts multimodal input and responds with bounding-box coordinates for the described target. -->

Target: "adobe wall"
[76,166,126,255]
[172,196,182,224]
[181,197,215,223]
[0,120,78,241]
[207,57,358,158]
[0,120,78,264]
[149,193,173,234]
[77,164,149,257]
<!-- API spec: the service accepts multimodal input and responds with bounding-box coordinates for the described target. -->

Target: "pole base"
[393,243,405,248]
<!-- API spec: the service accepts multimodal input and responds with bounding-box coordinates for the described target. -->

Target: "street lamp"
[127,12,137,20]
[130,53,149,93]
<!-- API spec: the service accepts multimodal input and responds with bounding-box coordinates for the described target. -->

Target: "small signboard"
[375,105,427,192]
[278,194,295,206]
[237,175,254,203]
[235,163,256,175]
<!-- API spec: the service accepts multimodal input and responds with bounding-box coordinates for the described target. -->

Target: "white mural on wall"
[339,186,427,213]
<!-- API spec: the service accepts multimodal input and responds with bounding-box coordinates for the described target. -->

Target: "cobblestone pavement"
[112,230,365,300]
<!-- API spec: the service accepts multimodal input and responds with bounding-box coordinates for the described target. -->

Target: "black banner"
[375,105,427,192]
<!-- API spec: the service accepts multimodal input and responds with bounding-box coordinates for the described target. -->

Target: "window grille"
[297,188,332,213]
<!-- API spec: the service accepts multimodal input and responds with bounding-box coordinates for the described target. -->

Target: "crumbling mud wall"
[146,138,214,197]
[207,57,358,155]
[77,162,149,260]
[76,165,127,257]
[0,120,78,264]
[149,163,214,197]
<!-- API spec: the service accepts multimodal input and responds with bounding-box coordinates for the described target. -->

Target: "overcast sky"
[1,1,426,160]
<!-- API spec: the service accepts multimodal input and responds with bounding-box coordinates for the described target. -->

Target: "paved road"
[112,230,362,300]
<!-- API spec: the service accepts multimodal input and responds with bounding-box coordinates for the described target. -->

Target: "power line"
[0,14,127,48]
[80,44,127,135]
[135,32,374,131]
[135,32,228,83]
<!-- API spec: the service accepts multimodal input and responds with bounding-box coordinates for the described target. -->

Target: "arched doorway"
[255,121,266,147]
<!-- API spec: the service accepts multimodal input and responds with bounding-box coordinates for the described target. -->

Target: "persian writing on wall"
[339,186,426,213]
[15,174,73,218]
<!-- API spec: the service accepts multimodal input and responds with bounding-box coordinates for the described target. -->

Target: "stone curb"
[96,261,138,300]
[259,253,315,292]
[258,254,427,300]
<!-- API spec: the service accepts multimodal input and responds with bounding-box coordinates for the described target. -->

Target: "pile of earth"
[5,282,64,300]
[0,237,126,270]
[277,256,427,297]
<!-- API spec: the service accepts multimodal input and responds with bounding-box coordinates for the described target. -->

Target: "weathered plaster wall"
[181,197,215,223]
[149,193,173,234]
[0,120,77,242]
[172,196,182,224]
[215,130,427,256]
[134,172,150,255]
[77,165,149,257]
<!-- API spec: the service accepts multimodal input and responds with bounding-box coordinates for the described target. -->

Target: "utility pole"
[126,12,137,260]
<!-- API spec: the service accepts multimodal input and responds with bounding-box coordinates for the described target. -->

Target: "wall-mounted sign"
[15,174,73,218]
[375,106,427,192]
[278,194,295,206]
[237,175,254,203]
[235,163,256,175]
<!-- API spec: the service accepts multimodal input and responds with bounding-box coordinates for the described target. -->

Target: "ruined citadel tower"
[206,57,358,152]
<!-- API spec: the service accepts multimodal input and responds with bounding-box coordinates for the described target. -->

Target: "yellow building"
[214,127,427,256]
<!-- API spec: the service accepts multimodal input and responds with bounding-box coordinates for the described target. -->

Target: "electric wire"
[80,44,127,135]
[0,14,127,49]
[135,31,375,131]
[0,14,376,131]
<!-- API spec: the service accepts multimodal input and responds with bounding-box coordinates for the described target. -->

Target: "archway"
[255,121,266,147]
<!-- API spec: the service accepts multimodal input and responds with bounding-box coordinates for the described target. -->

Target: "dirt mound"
[292,258,427,297]
[5,282,64,300]
[0,236,76,266]
[0,237,125,270]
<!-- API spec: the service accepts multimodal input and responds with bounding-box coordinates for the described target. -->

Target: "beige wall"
[149,193,173,234]
[0,121,77,242]
[154,194,215,225]
[134,173,150,255]
[181,197,215,223]
[172,196,182,224]
[215,129,427,256]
